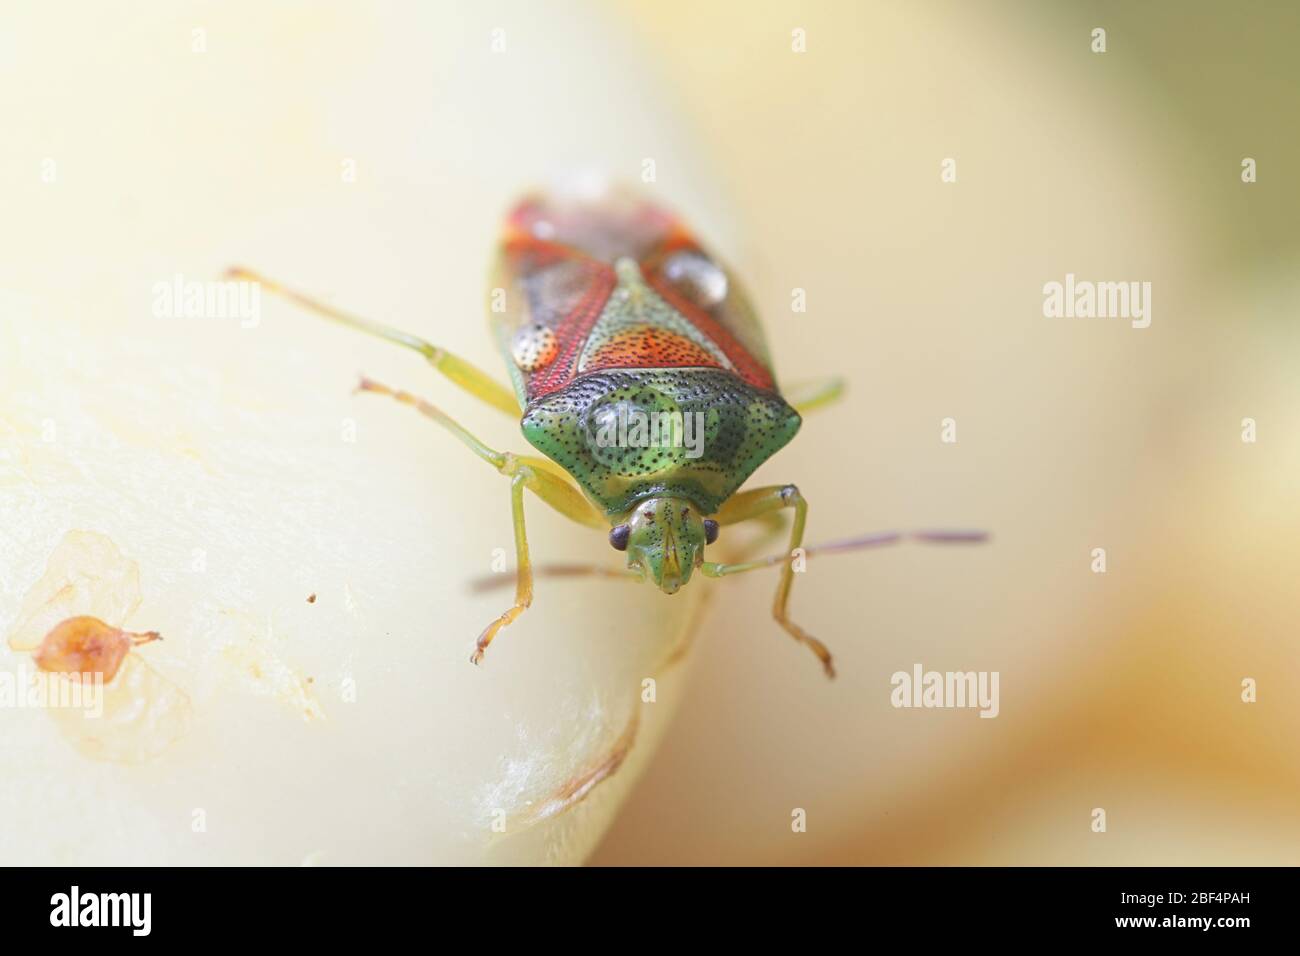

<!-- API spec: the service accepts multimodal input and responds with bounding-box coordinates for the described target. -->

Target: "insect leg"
[227,267,521,417]
[354,377,622,663]
[354,376,505,461]
[784,376,846,415]
[702,484,834,678]
[471,464,621,661]
[354,378,607,530]
[471,472,532,665]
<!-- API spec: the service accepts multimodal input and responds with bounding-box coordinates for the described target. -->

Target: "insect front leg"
[472,471,533,665]
[471,459,615,663]
[353,377,614,664]
[702,484,834,678]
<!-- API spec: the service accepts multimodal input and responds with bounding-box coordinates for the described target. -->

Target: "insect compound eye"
[609,524,631,551]
[703,519,719,545]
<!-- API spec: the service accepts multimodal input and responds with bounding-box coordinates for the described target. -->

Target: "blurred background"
[591,0,1300,865]
[1,0,1297,866]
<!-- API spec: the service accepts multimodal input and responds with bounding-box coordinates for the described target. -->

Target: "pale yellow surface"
[2,1,1298,867]
[593,0,1300,864]
[0,0,716,866]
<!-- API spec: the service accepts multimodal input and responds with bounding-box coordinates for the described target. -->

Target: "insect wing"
[639,234,777,392]
[490,231,615,407]
[490,189,782,405]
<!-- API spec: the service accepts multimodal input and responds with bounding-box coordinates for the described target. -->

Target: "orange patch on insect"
[584,325,722,371]
[510,323,559,372]
[33,615,161,683]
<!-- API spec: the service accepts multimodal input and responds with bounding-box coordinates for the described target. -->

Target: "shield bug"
[230,186,984,678]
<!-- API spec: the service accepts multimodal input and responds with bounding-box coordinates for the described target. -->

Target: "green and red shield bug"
[230,185,985,678]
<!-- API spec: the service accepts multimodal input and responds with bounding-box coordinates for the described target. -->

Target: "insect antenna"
[803,528,989,558]
[713,528,990,573]
[468,563,643,592]
[465,530,987,592]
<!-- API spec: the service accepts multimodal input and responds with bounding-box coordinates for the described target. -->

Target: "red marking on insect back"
[645,272,774,391]
[636,228,776,390]
[499,233,617,399]
[501,231,582,271]
[656,223,697,251]
[520,246,618,398]
[582,326,725,372]
[500,195,775,396]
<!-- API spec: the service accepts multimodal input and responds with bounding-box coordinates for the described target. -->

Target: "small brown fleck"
[306,593,317,604]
